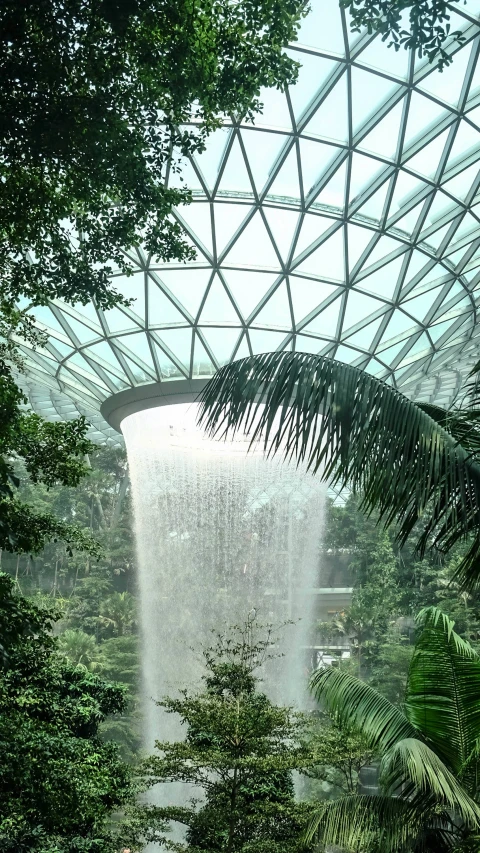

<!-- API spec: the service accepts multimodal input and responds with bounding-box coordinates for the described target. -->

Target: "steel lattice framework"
[12,0,480,444]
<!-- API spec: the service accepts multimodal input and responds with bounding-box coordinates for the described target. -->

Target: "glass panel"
[356,37,409,80]
[407,95,450,152]
[192,335,215,376]
[445,119,480,166]
[198,275,240,324]
[224,211,280,268]
[213,202,252,256]
[155,328,193,373]
[342,290,383,329]
[263,207,299,260]
[359,100,404,160]
[419,45,471,107]
[147,280,189,327]
[349,153,384,204]
[347,223,375,270]
[217,135,252,195]
[240,129,287,193]
[405,129,449,179]
[289,278,339,324]
[295,2,345,55]
[303,75,349,143]
[192,127,230,188]
[313,159,347,208]
[299,139,339,198]
[355,175,390,218]
[288,52,340,119]
[102,307,138,334]
[156,268,212,319]
[267,145,301,200]
[109,272,145,319]
[248,328,289,354]
[177,202,213,255]
[351,67,395,134]
[294,228,345,279]
[200,328,241,366]
[119,333,156,373]
[255,86,292,131]
[152,342,184,379]
[294,215,337,258]
[223,270,279,320]
[357,256,403,299]
[300,298,342,337]
[251,282,292,329]
[342,316,382,349]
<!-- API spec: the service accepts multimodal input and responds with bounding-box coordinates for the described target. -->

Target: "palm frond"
[418,403,480,458]
[405,607,480,771]
[197,352,480,589]
[310,667,416,752]
[381,738,480,828]
[304,794,431,852]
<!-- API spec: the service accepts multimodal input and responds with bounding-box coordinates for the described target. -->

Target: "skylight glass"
[14,0,480,441]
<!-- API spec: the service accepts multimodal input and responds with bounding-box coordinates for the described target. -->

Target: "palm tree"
[305,607,480,852]
[98,591,137,636]
[58,628,98,669]
[197,352,480,590]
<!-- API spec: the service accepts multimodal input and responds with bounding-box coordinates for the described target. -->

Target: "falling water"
[123,402,326,814]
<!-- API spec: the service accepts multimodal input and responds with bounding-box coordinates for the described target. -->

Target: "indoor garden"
[2,0,480,850]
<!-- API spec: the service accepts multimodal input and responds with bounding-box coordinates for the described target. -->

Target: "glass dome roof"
[13,0,480,443]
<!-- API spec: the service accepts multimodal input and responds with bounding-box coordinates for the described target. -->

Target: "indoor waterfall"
[123,402,326,814]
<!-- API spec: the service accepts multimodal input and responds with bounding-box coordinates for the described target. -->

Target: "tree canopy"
[126,621,315,852]
[0,0,304,316]
[0,573,134,852]
[341,0,467,68]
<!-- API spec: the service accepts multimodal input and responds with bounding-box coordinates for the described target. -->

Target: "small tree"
[127,621,315,852]
[303,710,374,799]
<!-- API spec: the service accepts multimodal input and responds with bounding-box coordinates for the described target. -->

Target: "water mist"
[122,402,326,817]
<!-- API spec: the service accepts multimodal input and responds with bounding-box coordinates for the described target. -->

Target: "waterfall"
[123,402,326,804]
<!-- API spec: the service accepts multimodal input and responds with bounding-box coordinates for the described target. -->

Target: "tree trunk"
[226,765,238,853]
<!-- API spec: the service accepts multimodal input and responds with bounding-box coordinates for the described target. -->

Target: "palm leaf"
[418,403,480,458]
[310,667,417,752]
[304,793,438,852]
[381,737,480,829]
[404,607,480,772]
[197,352,480,589]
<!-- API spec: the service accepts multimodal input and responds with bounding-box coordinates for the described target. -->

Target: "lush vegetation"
[308,607,480,852]
[3,444,140,761]
[7,444,480,852]
[0,573,134,853]
[1,1,478,851]
[124,622,316,852]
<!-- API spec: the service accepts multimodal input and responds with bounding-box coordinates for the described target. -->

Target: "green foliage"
[3,444,141,761]
[126,622,315,852]
[198,351,480,590]
[307,607,480,851]
[341,0,465,68]
[0,0,304,316]
[302,711,374,799]
[0,574,134,852]
[0,363,100,556]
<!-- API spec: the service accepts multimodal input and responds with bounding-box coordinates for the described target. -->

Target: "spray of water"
[122,403,326,815]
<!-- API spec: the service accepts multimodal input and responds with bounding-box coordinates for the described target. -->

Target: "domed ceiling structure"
[13,0,480,443]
